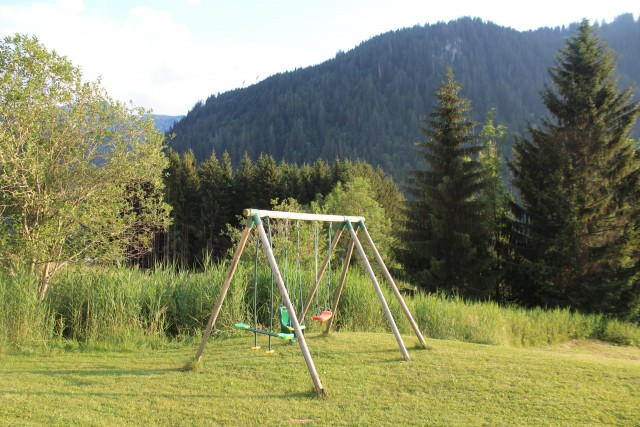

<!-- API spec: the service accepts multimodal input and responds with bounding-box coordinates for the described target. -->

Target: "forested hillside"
[167,14,639,181]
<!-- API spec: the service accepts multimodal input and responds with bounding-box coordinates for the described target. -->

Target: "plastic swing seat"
[234,323,295,341]
[277,306,305,334]
[312,310,333,323]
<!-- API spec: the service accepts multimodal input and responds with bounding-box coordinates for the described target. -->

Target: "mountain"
[167,15,640,182]
[153,114,184,132]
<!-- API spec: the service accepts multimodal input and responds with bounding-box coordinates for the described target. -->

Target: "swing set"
[234,216,326,351]
[192,209,427,396]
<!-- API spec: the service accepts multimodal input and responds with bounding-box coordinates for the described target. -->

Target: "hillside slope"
[168,15,639,182]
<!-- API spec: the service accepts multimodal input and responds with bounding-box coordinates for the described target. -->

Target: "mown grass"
[0,333,638,426]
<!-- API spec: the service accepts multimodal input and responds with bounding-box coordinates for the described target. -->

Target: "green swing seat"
[234,323,294,341]
[277,306,305,334]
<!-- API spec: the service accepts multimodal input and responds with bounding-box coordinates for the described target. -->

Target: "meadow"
[0,334,638,425]
[1,263,639,425]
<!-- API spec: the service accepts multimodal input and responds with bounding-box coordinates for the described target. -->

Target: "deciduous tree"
[0,34,170,299]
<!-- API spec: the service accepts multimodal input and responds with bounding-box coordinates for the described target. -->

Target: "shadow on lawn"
[7,367,181,377]
[2,387,320,400]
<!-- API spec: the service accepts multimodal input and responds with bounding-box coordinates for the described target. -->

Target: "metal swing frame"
[192,208,427,397]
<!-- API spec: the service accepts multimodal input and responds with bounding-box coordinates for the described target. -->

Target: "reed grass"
[0,268,56,351]
[409,293,604,347]
[1,261,638,352]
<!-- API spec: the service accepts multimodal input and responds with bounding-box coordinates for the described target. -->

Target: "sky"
[0,0,637,116]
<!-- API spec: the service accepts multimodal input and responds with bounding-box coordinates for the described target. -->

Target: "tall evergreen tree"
[177,150,201,266]
[232,152,255,215]
[478,112,513,300]
[198,150,233,257]
[252,153,282,208]
[163,149,183,264]
[401,68,492,298]
[509,20,640,318]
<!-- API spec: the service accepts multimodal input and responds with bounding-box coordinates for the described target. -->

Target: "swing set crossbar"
[243,208,364,224]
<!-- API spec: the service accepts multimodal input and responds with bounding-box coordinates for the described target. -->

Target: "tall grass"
[0,268,56,351]
[46,262,252,345]
[409,292,605,346]
[1,261,638,352]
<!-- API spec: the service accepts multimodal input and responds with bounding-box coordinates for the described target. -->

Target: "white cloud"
[1,0,637,115]
[0,0,203,114]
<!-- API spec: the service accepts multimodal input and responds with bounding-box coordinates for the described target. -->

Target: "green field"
[1,333,638,426]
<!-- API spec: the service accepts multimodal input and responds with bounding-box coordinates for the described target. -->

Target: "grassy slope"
[1,333,638,426]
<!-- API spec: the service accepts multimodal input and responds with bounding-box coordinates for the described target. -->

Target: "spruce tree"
[163,150,183,263]
[510,20,640,318]
[402,68,492,298]
[232,153,255,215]
[252,153,282,208]
[177,150,201,266]
[477,112,512,300]
[198,150,233,257]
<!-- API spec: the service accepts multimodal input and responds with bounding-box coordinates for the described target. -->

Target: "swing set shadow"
[190,209,428,397]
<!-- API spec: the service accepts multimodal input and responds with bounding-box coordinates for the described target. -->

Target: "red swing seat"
[312,310,333,322]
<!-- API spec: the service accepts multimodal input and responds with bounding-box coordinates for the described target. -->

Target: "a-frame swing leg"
[254,217,327,397]
[360,226,429,349]
[325,237,356,334]
[346,220,411,361]
[194,226,252,362]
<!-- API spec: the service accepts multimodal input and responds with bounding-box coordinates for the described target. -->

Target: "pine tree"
[402,68,492,298]
[510,20,640,318]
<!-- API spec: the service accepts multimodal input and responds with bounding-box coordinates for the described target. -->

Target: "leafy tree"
[0,34,169,299]
[349,161,406,230]
[509,20,640,318]
[319,176,394,259]
[401,68,492,298]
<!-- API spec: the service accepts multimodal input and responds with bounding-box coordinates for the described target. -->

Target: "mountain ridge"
[167,15,639,182]
[152,114,184,133]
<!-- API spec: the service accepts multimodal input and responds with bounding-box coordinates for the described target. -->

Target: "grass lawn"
[0,333,638,426]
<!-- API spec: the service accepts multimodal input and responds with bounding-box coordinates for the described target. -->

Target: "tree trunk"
[38,262,51,301]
